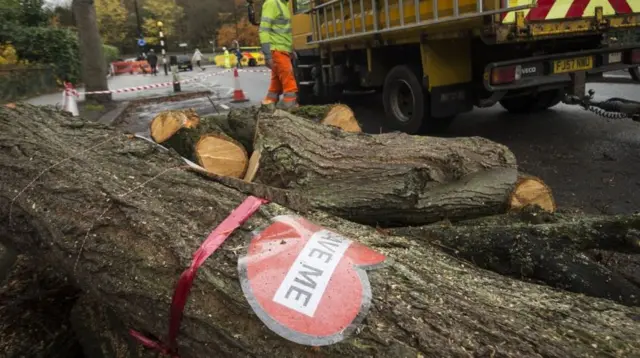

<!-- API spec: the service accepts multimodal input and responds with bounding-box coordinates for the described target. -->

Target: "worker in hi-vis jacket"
[259,0,298,108]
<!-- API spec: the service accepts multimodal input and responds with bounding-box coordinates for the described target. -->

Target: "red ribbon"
[130,196,268,357]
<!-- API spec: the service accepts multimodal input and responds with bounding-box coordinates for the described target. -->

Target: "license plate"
[553,56,593,74]
[608,52,622,63]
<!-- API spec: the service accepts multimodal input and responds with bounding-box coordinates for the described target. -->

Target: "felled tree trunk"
[1,104,639,358]
[391,208,640,306]
[253,109,519,226]
[70,295,155,358]
[0,254,82,358]
[226,105,362,153]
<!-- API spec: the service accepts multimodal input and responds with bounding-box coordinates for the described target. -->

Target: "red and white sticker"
[238,215,386,346]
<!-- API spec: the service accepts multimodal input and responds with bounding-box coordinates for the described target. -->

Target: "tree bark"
[391,208,640,306]
[72,0,111,103]
[253,109,519,226]
[1,104,639,358]
[0,254,82,358]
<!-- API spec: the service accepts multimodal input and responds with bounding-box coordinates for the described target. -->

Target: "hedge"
[0,26,80,83]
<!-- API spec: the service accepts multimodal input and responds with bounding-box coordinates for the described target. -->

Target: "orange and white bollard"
[231,68,249,103]
[62,82,79,117]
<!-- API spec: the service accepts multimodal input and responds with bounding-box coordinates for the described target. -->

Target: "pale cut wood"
[195,134,248,178]
[149,109,200,143]
[509,175,556,212]
[320,104,362,133]
[243,149,261,183]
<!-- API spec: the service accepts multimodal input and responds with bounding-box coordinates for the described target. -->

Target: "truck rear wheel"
[383,65,425,134]
[382,65,452,134]
[630,67,640,82]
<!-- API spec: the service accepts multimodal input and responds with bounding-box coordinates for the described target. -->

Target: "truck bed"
[496,0,640,41]
[307,0,640,44]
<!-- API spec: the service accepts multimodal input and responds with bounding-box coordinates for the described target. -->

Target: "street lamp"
[134,0,144,58]
[157,21,169,75]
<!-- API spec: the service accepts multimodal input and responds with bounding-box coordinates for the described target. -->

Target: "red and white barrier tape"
[238,68,270,73]
[65,69,233,97]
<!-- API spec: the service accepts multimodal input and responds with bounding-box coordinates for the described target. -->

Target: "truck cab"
[285,0,640,133]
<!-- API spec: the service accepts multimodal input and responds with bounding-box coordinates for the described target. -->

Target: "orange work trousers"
[263,50,298,106]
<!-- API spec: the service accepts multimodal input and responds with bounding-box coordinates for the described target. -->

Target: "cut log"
[149,109,200,143]
[253,109,519,226]
[195,134,248,178]
[226,104,361,153]
[227,107,263,153]
[1,104,639,358]
[158,114,231,163]
[509,174,556,212]
[292,104,362,132]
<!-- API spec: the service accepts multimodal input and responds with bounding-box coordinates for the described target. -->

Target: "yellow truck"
[250,0,640,133]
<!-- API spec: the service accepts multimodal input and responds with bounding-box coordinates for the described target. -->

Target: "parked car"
[176,55,193,71]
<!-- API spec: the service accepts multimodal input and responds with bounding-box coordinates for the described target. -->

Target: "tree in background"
[175,0,232,50]
[141,0,184,45]
[19,0,50,26]
[94,0,128,46]
[217,17,259,48]
[0,0,50,27]
[72,0,111,102]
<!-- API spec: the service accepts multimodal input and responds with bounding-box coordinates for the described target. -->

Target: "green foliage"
[142,0,185,44]
[95,0,128,45]
[102,44,120,65]
[0,0,51,27]
[84,103,105,111]
[1,26,80,83]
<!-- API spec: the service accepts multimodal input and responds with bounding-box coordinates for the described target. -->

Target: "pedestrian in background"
[146,49,158,76]
[223,47,231,69]
[234,47,243,68]
[192,48,205,71]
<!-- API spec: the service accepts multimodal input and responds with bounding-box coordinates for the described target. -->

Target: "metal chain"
[586,105,629,120]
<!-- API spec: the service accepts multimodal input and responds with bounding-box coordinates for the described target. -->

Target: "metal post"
[349,0,355,34]
[158,22,168,76]
[360,0,365,32]
[172,65,182,92]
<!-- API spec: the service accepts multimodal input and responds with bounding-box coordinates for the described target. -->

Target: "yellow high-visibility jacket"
[259,0,292,56]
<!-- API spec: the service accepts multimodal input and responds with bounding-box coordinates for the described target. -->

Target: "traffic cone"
[62,82,79,117]
[231,68,249,103]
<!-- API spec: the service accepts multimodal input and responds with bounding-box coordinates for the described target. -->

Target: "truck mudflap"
[483,46,640,92]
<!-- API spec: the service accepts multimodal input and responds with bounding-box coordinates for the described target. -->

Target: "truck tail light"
[491,66,518,85]
[631,49,640,64]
